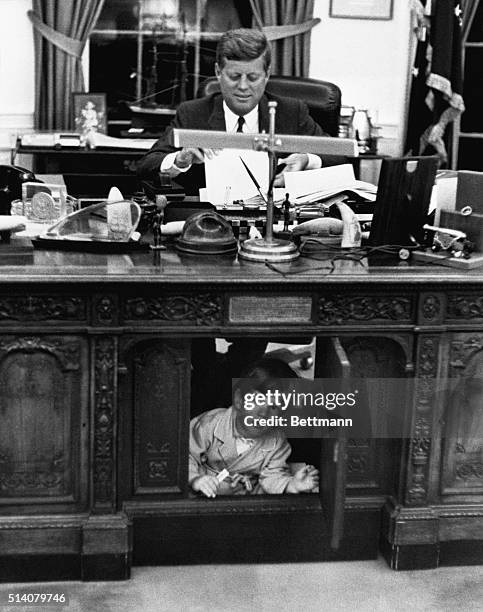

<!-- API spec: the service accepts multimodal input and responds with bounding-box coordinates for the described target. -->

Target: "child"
[189,358,319,497]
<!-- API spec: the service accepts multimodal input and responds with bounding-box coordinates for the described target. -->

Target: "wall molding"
[0,113,34,137]
[0,113,34,162]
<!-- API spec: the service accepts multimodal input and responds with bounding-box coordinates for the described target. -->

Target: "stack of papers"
[202,157,377,208]
[284,164,377,205]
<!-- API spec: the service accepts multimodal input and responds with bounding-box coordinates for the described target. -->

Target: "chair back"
[197,75,341,137]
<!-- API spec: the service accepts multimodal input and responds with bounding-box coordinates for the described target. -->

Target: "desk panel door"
[0,335,88,511]
[118,337,190,503]
[316,337,349,549]
[441,332,483,497]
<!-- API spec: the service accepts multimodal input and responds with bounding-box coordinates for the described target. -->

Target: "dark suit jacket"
[137,92,326,195]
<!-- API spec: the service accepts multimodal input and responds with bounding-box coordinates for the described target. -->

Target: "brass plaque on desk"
[229,295,312,324]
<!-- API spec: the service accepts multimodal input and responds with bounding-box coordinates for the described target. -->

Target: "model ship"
[128,15,191,130]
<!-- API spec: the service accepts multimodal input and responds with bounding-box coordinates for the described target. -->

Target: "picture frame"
[329,0,393,20]
[72,92,107,134]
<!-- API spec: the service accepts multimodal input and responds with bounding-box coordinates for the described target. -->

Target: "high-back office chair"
[197,75,342,136]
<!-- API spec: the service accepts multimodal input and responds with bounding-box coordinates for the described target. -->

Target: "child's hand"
[287,465,319,493]
[230,473,254,493]
[191,475,220,498]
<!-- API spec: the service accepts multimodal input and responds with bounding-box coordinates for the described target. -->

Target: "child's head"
[233,358,298,438]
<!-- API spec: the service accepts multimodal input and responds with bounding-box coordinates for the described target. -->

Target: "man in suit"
[137,28,326,414]
[137,27,326,194]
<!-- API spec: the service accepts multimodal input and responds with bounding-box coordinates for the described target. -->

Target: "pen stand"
[238,101,299,263]
[238,233,299,262]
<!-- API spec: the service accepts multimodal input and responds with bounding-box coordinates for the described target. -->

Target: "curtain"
[28,0,106,130]
[249,0,319,76]
[404,0,465,166]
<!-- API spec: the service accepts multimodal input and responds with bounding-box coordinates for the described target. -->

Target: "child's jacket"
[189,407,292,494]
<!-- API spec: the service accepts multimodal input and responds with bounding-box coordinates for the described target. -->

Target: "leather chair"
[197,75,341,136]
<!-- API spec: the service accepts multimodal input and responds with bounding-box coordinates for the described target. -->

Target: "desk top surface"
[0,239,482,285]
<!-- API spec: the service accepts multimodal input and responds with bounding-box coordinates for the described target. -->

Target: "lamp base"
[238,237,299,262]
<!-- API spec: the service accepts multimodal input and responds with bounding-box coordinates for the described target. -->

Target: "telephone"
[0,165,41,215]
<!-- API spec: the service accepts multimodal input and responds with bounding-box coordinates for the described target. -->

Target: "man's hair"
[216,28,271,73]
[234,357,298,396]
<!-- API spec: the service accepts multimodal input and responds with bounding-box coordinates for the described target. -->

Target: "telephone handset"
[0,165,42,215]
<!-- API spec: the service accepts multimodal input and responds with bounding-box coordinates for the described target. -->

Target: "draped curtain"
[248,0,319,76]
[28,0,106,130]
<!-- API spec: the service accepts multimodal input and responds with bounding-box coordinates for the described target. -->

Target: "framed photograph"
[72,92,107,134]
[330,0,393,20]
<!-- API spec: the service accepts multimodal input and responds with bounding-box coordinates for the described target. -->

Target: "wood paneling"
[441,333,483,495]
[0,335,87,510]
[118,338,190,501]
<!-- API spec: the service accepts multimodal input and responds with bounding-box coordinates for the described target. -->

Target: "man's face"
[215,55,270,116]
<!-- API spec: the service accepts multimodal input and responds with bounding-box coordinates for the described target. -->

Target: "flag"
[405,0,465,166]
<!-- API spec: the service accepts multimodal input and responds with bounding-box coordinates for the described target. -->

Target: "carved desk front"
[0,243,481,579]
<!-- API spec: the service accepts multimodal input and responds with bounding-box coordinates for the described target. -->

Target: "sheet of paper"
[204,149,269,205]
[433,176,457,226]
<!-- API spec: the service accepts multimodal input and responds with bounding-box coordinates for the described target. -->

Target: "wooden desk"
[0,242,482,580]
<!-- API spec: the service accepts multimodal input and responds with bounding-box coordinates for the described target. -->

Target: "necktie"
[236,116,245,133]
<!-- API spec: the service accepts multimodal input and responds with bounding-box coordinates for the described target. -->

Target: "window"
[89,0,252,132]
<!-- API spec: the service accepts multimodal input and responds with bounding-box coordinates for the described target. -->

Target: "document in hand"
[203,149,269,205]
[283,164,377,205]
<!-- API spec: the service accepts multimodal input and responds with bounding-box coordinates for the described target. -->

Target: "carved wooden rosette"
[92,336,117,511]
[92,295,118,326]
[419,293,444,324]
[406,335,440,505]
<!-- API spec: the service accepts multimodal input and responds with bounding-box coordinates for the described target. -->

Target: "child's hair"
[234,357,298,396]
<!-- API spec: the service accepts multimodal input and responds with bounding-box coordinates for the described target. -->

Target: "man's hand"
[273,153,309,187]
[174,147,205,169]
[191,475,220,498]
[174,148,221,169]
[286,464,319,493]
